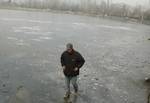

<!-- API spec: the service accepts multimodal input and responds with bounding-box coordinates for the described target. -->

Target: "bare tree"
[1,0,149,23]
[100,1,107,17]
[121,4,128,17]
[8,0,11,3]
[144,9,150,20]
[107,0,110,16]
[131,5,144,22]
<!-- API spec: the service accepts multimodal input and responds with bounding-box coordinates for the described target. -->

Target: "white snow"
[0,18,52,24]
[98,25,134,31]
[31,39,42,42]
[39,36,52,40]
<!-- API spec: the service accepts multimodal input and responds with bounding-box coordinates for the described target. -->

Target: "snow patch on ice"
[12,26,41,35]
[39,36,52,40]
[1,18,25,21]
[31,39,42,42]
[14,29,23,33]
[13,26,53,37]
[72,22,89,28]
[72,23,87,26]
[19,26,40,31]
[16,40,30,46]
[1,18,52,24]
[98,25,134,31]
[24,31,41,35]
[28,20,52,24]
[7,37,18,41]
[16,42,27,46]
[31,35,53,42]
[7,37,30,46]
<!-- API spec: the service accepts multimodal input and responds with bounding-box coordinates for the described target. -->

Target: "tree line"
[1,0,150,22]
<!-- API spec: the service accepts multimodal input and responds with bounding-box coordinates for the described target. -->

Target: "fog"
[113,0,148,6]
[1,0,149,7]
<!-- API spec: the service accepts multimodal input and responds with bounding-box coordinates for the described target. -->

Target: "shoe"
[67,99,72,103]
[64,92,70,99]
[73,91,78,96]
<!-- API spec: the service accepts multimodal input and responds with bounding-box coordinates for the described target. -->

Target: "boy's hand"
[62,66,65,70]
[74,67,78,71]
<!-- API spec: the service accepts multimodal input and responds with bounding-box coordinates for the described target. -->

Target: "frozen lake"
[0,9,150,103]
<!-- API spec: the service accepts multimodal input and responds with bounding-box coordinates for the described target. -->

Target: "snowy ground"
[0,9,150,103]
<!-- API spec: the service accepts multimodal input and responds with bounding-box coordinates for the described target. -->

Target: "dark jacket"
[61,50,85,77]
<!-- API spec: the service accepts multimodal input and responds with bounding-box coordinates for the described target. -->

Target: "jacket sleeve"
[61,53,65,67]
[76,52,85,69]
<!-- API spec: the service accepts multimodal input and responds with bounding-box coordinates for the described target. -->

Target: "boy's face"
[67,48,73,53]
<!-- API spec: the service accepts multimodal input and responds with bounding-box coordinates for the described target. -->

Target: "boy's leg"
[64,76,71,98]
[71,76,78,93]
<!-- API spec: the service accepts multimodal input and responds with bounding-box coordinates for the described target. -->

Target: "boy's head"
[66,43,73,53]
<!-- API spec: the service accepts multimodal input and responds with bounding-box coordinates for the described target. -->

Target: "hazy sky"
[112,0,149,6]
[70,0,149,7]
